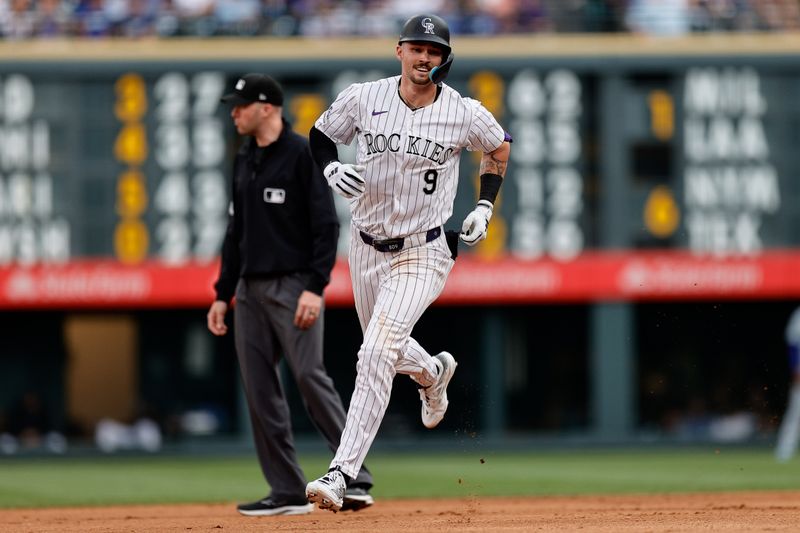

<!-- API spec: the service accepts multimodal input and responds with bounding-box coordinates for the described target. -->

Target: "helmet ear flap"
[429,52,454,85]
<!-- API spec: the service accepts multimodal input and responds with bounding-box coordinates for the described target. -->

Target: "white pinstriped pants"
[331,225,455,478]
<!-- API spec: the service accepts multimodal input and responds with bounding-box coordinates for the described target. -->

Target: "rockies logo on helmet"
[422,17,435,34]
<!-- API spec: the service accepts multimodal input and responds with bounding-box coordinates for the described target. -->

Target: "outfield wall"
[0,34,798,447]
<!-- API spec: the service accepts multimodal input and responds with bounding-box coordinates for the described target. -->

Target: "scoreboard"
[0,70,229,265]
[0,36,799,308]
[623,66,796,254]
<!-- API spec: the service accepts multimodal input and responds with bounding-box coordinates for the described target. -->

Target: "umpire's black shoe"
[341,485,375,512]
[237,495,313,516]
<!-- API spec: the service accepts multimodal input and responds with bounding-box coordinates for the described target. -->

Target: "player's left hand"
[460,200,493,246]
[294,290,323,330]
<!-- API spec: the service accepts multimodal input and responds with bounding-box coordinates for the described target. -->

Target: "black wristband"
[479,173,503,204]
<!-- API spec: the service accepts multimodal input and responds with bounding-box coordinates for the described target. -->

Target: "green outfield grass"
[1,448,799,508]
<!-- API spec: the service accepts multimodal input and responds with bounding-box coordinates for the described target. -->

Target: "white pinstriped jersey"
[315,75,505,238]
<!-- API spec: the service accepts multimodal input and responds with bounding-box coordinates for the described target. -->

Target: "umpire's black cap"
[220,74,284,106]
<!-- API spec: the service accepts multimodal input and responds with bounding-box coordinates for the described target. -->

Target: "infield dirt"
[3,491,799,532]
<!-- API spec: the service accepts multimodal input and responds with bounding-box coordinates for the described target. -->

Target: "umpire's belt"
[359,227,441,253]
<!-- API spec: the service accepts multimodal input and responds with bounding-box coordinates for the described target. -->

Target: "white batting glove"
[460,200,493,246]
[324,162,366,200]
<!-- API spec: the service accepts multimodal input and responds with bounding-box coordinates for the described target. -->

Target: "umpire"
[207,73,374,516]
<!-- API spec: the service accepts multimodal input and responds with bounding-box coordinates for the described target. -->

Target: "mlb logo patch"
[263,188,286,204]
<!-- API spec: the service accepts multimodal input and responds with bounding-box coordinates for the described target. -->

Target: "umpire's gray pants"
[234,274,372,499]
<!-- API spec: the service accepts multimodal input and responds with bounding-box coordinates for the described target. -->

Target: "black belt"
[359,227,442,253]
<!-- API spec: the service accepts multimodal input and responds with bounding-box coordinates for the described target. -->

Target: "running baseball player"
[304,14,511,511]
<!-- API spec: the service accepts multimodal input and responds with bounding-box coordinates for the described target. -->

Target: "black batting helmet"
[398,14,454,85]
[399,14,451,55]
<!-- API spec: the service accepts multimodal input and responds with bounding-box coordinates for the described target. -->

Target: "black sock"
[329,466,352,484]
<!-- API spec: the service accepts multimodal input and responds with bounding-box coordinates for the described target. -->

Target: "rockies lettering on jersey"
[315,75,504,239]
[364,132,455,165]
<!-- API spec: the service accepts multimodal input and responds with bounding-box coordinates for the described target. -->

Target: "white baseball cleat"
[420,352,457,429]
[306,469,346,512]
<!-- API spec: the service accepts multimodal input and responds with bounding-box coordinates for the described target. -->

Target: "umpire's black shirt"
[214,118,339,303]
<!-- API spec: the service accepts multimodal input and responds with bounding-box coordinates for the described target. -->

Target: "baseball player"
[775,306,800,462]
[304,14,511,511]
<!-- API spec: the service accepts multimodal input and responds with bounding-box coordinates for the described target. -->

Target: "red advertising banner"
[0,250,798,310]
[438,249,800,305]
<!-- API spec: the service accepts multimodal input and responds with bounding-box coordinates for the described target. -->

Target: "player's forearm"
[309,126,340,170]
[475,141,510,206]
[479,141,510,177]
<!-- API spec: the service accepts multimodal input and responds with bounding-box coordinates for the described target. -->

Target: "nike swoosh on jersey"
[371,110,388,116]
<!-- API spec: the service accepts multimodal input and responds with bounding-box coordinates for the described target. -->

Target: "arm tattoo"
[480,151,508,177]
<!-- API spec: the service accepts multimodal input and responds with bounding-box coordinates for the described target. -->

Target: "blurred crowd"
[1,0,800,39]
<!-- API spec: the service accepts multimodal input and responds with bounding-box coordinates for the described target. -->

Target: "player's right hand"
[324,162,366,200]
[207,300,229,336]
